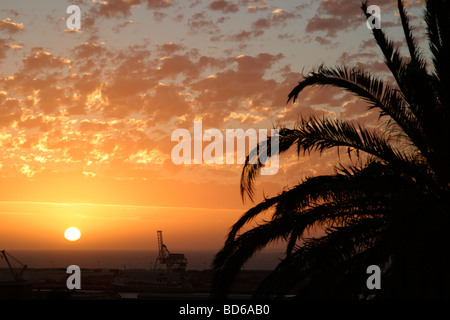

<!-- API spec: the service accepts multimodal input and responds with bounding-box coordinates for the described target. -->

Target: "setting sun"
[64,227,81,241]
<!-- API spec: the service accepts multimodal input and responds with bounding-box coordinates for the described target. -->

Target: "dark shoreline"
[0,267,273,300]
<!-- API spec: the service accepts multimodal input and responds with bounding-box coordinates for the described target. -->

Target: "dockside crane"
[153,231,187,272]
[0,250,28,281]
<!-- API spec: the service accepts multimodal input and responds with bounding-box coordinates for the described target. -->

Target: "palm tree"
[211,0,450,299]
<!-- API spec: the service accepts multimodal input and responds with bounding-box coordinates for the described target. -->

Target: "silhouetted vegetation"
[212,0,450,299]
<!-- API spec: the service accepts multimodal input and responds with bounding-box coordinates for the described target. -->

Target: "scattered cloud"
[0,18,24,34]
[0,0,426,206]
[209,0,239,14]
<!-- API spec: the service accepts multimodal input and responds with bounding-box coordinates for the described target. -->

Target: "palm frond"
[397,0,421,64]
[254,216,387,298]
[361,1,411,96]
[426,0,450,84]
[211,217,295,299]
[241,117,415,201]
[286,65,428,157]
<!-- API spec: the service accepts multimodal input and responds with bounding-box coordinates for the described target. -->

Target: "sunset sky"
[0,0,426,252]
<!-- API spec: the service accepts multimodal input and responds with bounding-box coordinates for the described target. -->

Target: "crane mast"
[154,230,170,267]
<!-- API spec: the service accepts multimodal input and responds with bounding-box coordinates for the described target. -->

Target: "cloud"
[252,17,271,29]
[187,12,221,36]
[247,4,268,13]
[91,0,174,19]
[79,119,111,132]
[36,86,73,114]
[314,35,333,46]
[112,20,135,33]
[73,42,110,73]
[145,0,174,9]
[187,53,289,127]
[228,7,298,41]
[228,30,254,42]
[209,0,239,14]
[271,9,296,26]
[0,92,22,127]
[22,50,71,72]
[63,28,82,34]
[157,55,200,79]
[223,111,263,124]
[73,42,106,59]
[339,99,381,128]
[141,83,192,122]
[1,50,74,111]
[306,0,397,38]
[157,42,185,55]
[0,39,11,60]
[17,114,57,132]
[93,0,143,18]
[336,43,391,74]
[306,15,348,37]
[0,18,24,34]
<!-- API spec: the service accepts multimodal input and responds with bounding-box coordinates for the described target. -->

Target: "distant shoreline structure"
[2,249,284,271]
